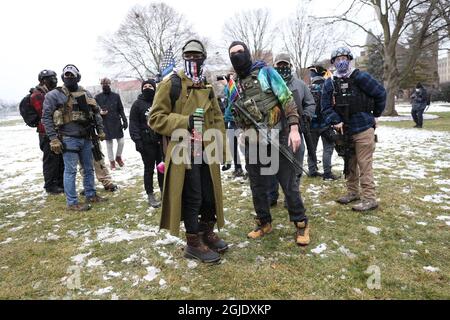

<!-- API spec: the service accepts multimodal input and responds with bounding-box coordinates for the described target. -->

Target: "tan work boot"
[295,221,310,246]
[247,220,272,239]
[67,203,91,211]
[184,233,221,263]
[336,193,360,204]
[352,199,378,212]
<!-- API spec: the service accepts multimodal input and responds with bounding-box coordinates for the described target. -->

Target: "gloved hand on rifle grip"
[98,130,106,141]
[50,138,63,154]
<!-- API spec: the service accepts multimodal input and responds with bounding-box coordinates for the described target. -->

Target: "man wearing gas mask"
[268,53,316,208]
[321,47,386,212]
[42,64,107,211]
[228,42,311,246]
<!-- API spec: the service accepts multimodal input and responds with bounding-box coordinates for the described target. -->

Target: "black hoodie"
[129,94,157,143]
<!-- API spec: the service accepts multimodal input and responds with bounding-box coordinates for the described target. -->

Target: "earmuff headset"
[61,64,81,82]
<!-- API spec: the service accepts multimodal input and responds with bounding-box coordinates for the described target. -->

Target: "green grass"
[379,112,450,131]
[0,116,449,300]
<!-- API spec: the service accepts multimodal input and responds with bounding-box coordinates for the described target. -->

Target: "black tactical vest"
[333,69,374,121]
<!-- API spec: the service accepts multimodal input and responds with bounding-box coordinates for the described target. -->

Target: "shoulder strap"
[169,73,182,110]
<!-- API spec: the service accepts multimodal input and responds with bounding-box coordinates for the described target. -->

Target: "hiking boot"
[294,221,310,246]
[247,220,273,239]
[110,160,116,170]
[323,173,340,181]
[147,193,161,208]
[199,221,228,253]
[46,186,64,195]
[104,183,118,192]
[115,156,124,167]
[86,195,108,203]
[336,193,360,204]
[309,171,323,178]
[352,199,378,212]
[184,233,221,263]
[67,203,92,211]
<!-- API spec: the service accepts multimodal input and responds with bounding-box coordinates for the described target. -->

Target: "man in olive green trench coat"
[149,39,230,264]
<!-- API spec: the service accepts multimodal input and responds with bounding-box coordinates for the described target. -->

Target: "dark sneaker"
[147,193,161,208]
[46,186,64,195]
[115,156,125,167]
[86,195,108,203]
[352,199,378,212]
[233,168,244,177]
[336,193,360,204]
[270,199,278,207]
[221,164,231,171]
[67,203,91,211]
[104,183,118,192]
[309,172,323,178]
[295,221,310,246]
[323,173,340,181]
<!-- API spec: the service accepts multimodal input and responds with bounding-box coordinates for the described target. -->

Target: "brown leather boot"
[110,160,116,170]
[184,233,221,263]
[86,195,108,203]
[247,219,272,239]
[294,221,310,246]
[199,221,228,253]
[67,203,92,211]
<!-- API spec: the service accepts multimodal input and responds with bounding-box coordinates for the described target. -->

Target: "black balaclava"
[229,41,252,78]
[141,79,156,102]
[44,76,58,90]
[64,78,78,92]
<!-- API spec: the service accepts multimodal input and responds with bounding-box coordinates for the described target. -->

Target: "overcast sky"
[0,0,376,102]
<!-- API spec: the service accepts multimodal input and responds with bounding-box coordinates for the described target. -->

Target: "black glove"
[122,121,128,130]
[135,140,144,153]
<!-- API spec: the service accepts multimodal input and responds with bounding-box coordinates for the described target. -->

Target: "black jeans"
[182,163,216,234]
[139,142,164,195]
[411,105,426,127]
[245,139,307,225]
[39,134,64,191]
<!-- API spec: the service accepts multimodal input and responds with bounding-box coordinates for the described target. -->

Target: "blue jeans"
[62,136,96,206]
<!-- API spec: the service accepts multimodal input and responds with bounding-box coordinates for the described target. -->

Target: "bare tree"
[280,1,341,79]
[223,8,275,61]
[99,2,196,80]
[320,0,450,116]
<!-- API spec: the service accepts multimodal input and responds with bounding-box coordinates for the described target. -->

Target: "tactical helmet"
[330,47,354,64]
[38,69,57,82]
[182,39,207,58]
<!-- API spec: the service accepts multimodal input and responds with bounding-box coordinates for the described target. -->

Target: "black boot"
[184,233,221,263]
[199,221,229,253]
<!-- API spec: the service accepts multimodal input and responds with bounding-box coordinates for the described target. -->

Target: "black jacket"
[129,94,159,145]
[95,91,127,140]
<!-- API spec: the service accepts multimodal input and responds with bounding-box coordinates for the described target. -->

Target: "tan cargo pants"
[346,127,377,201]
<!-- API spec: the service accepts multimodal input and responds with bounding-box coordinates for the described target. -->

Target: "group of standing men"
[28,38,386,264]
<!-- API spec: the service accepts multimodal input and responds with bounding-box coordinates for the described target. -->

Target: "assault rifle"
[332,93,354,178]
[291,89,318,173]
[75,95,104,162]
[232,100,308,177]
